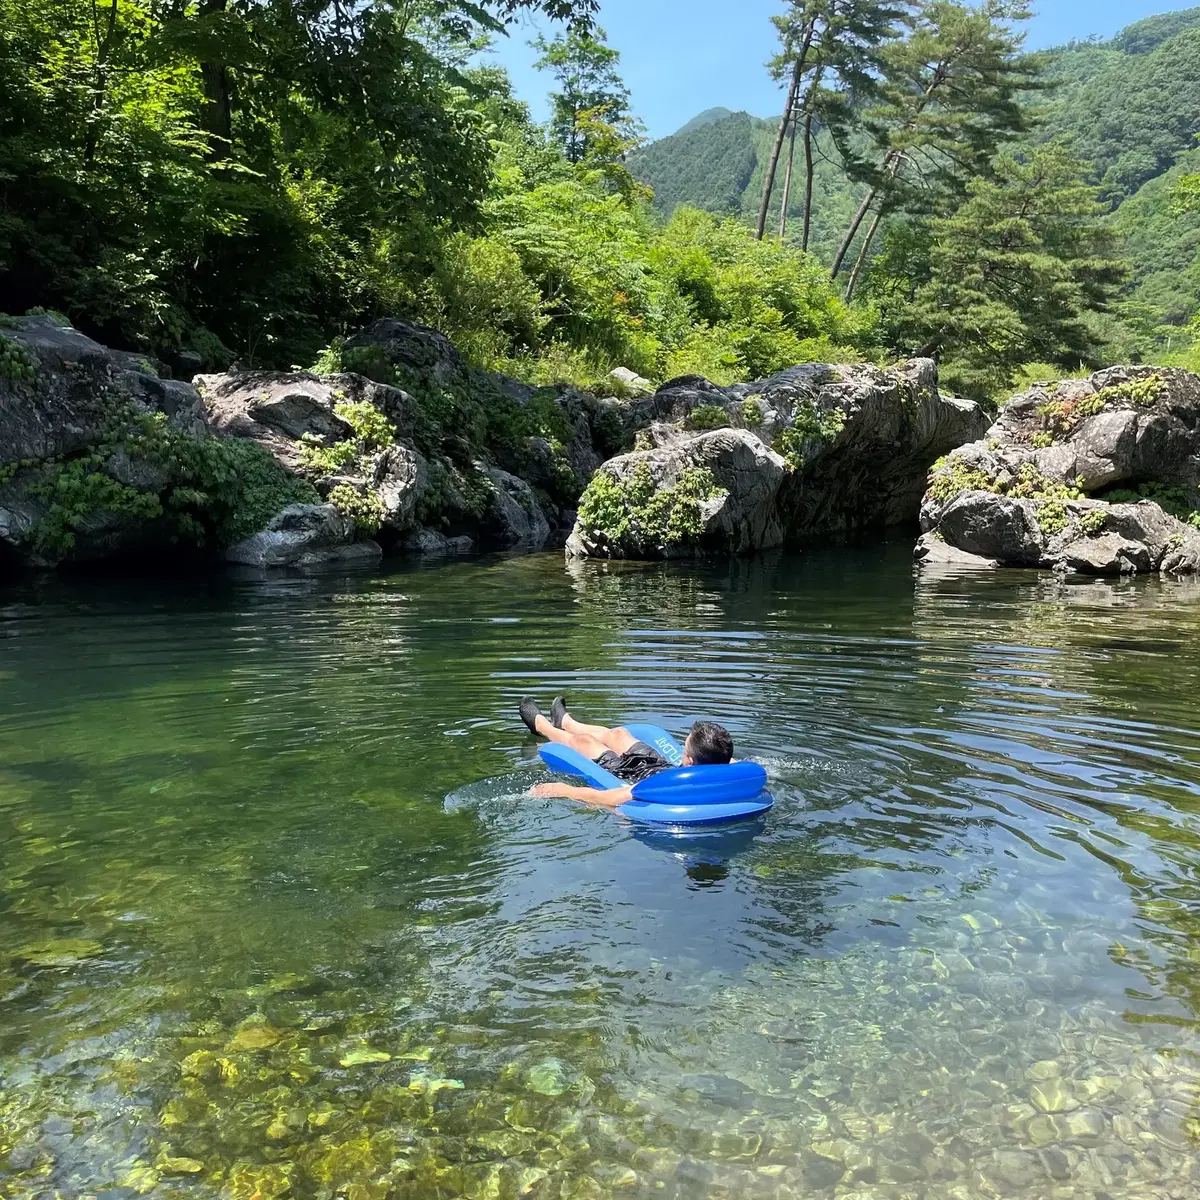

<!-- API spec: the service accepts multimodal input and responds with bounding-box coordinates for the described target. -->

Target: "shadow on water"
[2,543,1200,1197]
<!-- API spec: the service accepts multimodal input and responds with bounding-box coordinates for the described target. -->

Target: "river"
[1,544,1199,1199]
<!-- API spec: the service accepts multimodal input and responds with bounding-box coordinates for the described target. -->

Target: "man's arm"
[530,781,632,807]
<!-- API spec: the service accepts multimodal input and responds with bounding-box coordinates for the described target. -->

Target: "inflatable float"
[538,722,773,826]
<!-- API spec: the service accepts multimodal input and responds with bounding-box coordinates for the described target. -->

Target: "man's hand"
[529,782,633,806]
[530,782,573,798]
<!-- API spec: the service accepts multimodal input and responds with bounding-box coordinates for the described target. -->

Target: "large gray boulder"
[920,366,1200,576]
[483,466,551,549]
[225,504,382,570]
[568,359,986,559]
[195,369,432,544]
[0,316,207,566]
[0,315,205,469]
[566,427,786,559]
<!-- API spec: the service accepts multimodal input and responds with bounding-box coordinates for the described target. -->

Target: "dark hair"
[688,720,734,765]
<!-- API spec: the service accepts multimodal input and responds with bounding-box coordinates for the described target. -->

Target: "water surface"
[2,546,1200,1199]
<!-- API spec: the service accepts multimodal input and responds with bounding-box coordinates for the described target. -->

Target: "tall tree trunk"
[844,207,884,300]
[756,21,815,240]
[801,109,816,252]
[199,0,232,155]
[778,113,798,238]
[84,0,120,164]
[830,180,880,277]
[831,69,946,276]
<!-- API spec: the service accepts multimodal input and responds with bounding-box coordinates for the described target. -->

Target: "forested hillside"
[628,115,863,264]
[1,0,1197,405]
[631,6,1200,357]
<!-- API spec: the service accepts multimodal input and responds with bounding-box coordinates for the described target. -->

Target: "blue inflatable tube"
[538,723,773,826]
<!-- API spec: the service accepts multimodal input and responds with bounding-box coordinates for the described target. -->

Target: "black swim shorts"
[596,741,671,785]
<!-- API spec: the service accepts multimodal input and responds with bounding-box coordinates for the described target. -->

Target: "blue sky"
[486,0,1198,140]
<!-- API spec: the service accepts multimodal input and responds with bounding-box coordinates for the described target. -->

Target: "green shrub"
[928,456,1084,507]
[740,399,763,427]
[328,482,387,534]
[576,461,725,550]
[776,400,845,470]
[298,401,396,477]
[687,404,729,430]
[0,334,39,385]
[1037,499,1069,536]
[21,405,319,557]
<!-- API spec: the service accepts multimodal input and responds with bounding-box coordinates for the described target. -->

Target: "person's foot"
[519,697,542,735]
[550,696,568,729]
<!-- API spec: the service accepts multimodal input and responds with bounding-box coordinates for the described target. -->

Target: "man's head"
[683,720,734,766]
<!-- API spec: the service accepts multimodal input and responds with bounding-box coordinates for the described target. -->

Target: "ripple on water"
[1,548,1199,1198]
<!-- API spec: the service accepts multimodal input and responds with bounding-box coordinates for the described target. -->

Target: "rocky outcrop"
[567,359,987,559]
[0,315,212,566]
[225,504,382,571]
[919,367,1200,576]
[0,313,992,572]
[567,427,787,559]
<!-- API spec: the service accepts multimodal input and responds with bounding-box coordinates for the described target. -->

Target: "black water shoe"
[550,696,568,729]
[519,697,542,735]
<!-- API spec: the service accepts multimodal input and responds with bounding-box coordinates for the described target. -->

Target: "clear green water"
[2,546,1200,1200]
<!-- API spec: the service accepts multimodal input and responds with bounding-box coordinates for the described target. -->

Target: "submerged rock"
[527,1058,573,1096]
[919,366,1200,575]
[13,938,104,967]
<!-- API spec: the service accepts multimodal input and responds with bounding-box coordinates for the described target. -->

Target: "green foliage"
[777,400,846,469]
[26,457,163,555]
[1041,21,1200,203]
[687,405,730,431]
[1036,391,1107,439]
[1079,509,1108,536]
[1036,499,1070,536]
[740,399,764,427]
[0,0,595,364]
[139,417,320,546]
[299,402,396,478]
[16,400,319,557]
[1091,373,1166,409]
[927,456,1084,506]
[532,27,639,165]
[1108,150,1200,329]
[870,143,1126,399]
[576,462,724,549]
[629,113,760,217]
[1102,481,1200,528]
[328,483,387,535]
[0,334,39,384]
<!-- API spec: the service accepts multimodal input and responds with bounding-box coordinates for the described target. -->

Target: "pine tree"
[533,27,637,165]
[889,143,1127,396]
[755,0,909,243]
[832,0,1041,292]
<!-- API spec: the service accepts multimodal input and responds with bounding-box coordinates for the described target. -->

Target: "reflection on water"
[2,545,1200,1198]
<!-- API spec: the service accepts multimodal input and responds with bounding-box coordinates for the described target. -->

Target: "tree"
[831,0,1041,293]
[871,143,1126,397]
[1174,173,1200,213]
[0,0,598,362]
[532,26,638,164]
[755,0,909,243]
